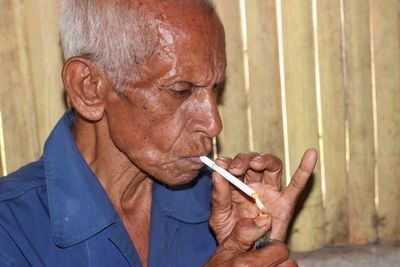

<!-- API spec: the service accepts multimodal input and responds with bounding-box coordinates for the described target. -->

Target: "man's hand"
[209,149,317,244]
[204,215,297,267]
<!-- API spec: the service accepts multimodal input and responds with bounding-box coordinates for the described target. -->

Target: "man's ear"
[62,57,108,121]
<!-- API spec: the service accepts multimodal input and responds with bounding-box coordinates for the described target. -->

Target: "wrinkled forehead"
[152,0,225,51]
[97,0,227,86]
[150,0,226,83]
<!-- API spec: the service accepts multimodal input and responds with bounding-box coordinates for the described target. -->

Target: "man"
[0,0,317,266]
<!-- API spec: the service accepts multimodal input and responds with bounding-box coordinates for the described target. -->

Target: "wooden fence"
[0,0,399,252]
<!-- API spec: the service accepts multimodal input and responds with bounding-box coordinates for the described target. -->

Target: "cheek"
[129,91,191,152]
[106,107,146,154]
[105,95,204,185]
[106,93,188,157]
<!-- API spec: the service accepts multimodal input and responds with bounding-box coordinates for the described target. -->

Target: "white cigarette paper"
[199,156,256,197]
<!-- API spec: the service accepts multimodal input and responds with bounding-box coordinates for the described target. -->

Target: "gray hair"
[60,0,216,92]
[60,0,159,92]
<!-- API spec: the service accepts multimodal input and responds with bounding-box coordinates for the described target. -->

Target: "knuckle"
[234,152,258,160]
[215,157,232,168]
[278,243,290,259]
[280,259,298,267]
[231,219,254,247]
[298,165,312,176]
[268,154,283,169]
[233,153,245,160]
[256,153,283,172]
[234,218,250,229]
[231,257,252,267]
[270,241,290,259]
[290,178,305,191]
[272,155,283,167]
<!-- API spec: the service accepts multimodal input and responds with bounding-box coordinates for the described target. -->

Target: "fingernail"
[229,162,241,170]
[253,156,263,162]
[216,156,229,162]
[255,213,272,227]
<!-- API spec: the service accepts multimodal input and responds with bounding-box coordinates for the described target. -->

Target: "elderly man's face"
[104,5,226,185]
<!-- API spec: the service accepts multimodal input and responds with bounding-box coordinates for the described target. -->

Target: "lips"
[185,156,205,166]
[182,138,213,167]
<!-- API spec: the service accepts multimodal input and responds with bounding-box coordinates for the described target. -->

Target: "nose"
[187,88,222,137]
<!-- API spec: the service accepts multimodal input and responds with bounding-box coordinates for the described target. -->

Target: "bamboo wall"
[0,0,399,252]
[0,0,65,175]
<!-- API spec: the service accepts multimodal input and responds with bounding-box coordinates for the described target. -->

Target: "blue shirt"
[0,110,217,266]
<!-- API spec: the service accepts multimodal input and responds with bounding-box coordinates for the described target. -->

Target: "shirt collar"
[153,168,213,224]
[43,109,119,247]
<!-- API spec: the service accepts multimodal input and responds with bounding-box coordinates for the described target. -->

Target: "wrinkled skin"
[62,0,316,266]
[210,150,318,244]
[103,3,226,186]
[205,217,298,267]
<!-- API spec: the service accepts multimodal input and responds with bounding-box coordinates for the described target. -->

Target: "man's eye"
[169,82,194,97]
[174,89,192,96]
[212,81,225,100]
[213,81,225,91]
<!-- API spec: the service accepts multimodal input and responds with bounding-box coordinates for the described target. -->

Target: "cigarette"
[200,156,270,248]
[199,156,256,198]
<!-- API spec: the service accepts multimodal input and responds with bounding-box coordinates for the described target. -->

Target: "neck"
[72,113,153,266]
[72,113,153,204]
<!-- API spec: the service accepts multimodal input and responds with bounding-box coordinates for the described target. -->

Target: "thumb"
[222,215,272,252]
[211,157,232,212]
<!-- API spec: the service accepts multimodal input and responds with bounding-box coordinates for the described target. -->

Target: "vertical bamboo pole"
[343,0,377,244]
[214,0,250,157]
[318,0,348,245]
[24,0,66,151]
[245,0,284,159]
[0,0,39,173]
[370,0,400,242]
[280,0,324,251]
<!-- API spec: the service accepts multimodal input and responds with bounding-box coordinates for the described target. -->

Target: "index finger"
[282,149,318,202]
[248,153,283,187]
[211,157,233,213]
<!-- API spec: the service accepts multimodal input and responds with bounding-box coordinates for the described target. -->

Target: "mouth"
[185,156,205,166]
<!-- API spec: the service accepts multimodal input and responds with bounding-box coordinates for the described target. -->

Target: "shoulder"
[0,159,49,234]
[0,160,47,266]
[0,159,48,225]
[0,160,46,202]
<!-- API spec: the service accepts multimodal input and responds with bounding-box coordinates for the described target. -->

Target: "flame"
[252,193,266,211]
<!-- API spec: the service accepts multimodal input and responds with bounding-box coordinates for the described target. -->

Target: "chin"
[157,169,200,187]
